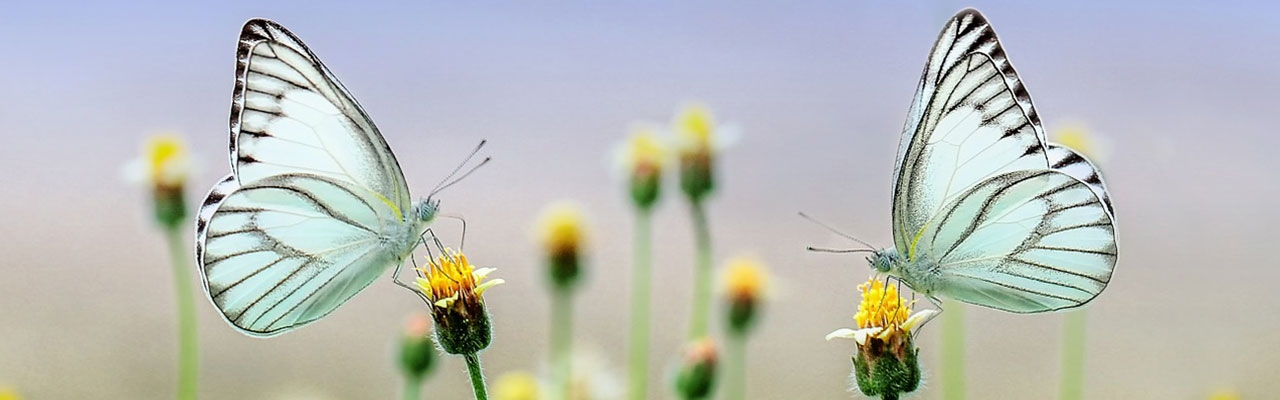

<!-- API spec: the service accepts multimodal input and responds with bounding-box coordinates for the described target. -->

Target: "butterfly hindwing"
[920,169,1115,313]
[197,173,402,336]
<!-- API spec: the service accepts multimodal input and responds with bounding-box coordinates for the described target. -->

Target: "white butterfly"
[195,19,458,336]
[867,9,1117,313]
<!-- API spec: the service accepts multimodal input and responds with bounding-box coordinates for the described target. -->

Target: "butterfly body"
[195,19,445,337]
[869,9,1117,314]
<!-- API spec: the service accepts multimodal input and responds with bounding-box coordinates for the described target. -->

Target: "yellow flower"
[494,371,542,400]
[721,256,769,335]
[1051,125,1109,165]
[827,276,936,398]
[616,125,667,209]
[0,386,18,400]
[415,248,503,355]
[125,133,193,229]
[672,103,731,202]
[1208,389,1241,400]
[126,133,192,191]
[537,202,587,290]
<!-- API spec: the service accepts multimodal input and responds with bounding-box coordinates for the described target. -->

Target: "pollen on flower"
[854,277,912,329]
[415,248,503,308]
[623,126,666,175]
[723,256,767,303]
[538,202,586,257]
[674,103,716,154]
[142,133,191,189]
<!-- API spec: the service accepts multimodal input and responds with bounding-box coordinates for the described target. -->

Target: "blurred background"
[2,1,1278,398]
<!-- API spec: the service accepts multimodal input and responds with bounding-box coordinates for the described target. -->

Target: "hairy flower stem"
[725,333,746,400]
[551,288,574,399]
[403,377,422,400]
[1060,310,1086,400]
[941,301,965,400]
[628,210,653,400]
[464,353,489,400]
[164,226,198,400]
[688,201,713,339]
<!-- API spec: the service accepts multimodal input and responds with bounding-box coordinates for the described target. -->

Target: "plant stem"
[1059,310,1086,400]
[464,353,489,400]
[551,288,574,400]
[164,226,199,400]
[403,376,422,400]
[940,300,965,400]
[725,333,746,400]
[628,210,653,400]
[688,200,713,339]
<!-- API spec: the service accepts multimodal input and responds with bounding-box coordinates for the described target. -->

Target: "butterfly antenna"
[798,212,877,250]
[429,139,488,196]
[431,156,490,197]
[806,246,876,254]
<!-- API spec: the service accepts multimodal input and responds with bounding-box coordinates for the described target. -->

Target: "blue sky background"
[1,1,1278,398]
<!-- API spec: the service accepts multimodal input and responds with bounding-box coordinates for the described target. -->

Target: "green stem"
[1059,310,1086,400]
[403,376,422,400]
[725,333,746,400]
[628,210,653,400]
[940,300,965,400]
[688,200,713,339]
[551,288,574,400]
[464,353,489,400]
[164,226,199,400]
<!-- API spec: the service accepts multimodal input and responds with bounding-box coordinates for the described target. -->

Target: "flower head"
[826,277,937,399]
[721,256,769,336]
[494,371,542,400]
[616,125,667,210]
[673,103,725,202]
[674,337,718,400]
[537,202,587,291]
[398,313,437,381]
[125,134,193,229]
[415,248,503,355]
[1051,124,1109,165]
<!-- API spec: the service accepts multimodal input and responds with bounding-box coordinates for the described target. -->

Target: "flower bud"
[674,337,718,400]
[398,313,437,381]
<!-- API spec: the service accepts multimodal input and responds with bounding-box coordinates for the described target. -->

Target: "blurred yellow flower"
[721,256,769,335]
[1208,389,1241,400]
[618,125,667,179]
[495,371,542,400]
[537,202,588,290]
[0,386,18,400]
[672,103,731,202]
[1052,125,1109,165]
[126,133,192,191]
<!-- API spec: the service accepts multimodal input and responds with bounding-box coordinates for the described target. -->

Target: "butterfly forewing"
[1046,144,1114,217]
[232,19,412,214]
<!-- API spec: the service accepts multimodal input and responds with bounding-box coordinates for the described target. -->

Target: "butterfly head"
[868,248,901,274]
[413,198,441,223]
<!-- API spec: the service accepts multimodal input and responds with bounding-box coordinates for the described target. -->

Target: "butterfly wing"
[1046,144,1114,217]
[196,173,404,336]
[232,19,412,214]
[194,19,420,336]
[915,169,1115,313]
[891,9,1050,257]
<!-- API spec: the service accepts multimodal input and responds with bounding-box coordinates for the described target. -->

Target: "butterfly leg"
[391,253,431,303]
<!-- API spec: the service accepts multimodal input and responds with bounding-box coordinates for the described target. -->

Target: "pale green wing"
[232,19,411,214]
[196,173,401,336]
[891,9,1049,257]
[918,169,1115,313]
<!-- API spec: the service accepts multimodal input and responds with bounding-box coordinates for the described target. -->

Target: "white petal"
[902,309,940,332]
